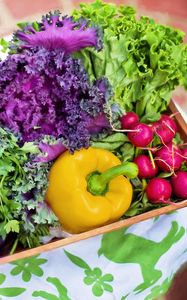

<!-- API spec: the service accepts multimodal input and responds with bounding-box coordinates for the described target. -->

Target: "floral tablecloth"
[0,208,187,300]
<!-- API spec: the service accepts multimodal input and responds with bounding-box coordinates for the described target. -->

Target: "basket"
[1,100,187,264]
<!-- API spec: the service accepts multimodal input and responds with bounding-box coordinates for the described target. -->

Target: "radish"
[159,114,177,133]
[146,177,172,204]
[181,148,187,166]
[120,112,139,129]
[171,171,187,199]
[134,154,158,179]
[154,143,183,172]
[128,123,153,147]
[152,114,177,144]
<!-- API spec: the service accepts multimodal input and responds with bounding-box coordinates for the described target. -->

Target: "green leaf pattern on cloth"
[10,255,47,282]
[0,209,187,299]
[98,221,185,293]
[144,276,173,300]
[64,250,114,297]
[0,273,26,299]
[32,277,71,300]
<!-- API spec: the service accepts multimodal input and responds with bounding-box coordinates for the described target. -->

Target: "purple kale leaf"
[0,48,111,152]
[11,11,102,54]
[36,142,66,162]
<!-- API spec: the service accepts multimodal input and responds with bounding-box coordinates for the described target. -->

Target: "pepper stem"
[87,162,138,196]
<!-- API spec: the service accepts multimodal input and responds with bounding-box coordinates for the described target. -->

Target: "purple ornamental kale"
[0,48,110,152]
[36,142,67,162]
[12,11,101,53]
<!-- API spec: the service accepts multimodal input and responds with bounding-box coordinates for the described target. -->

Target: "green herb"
[91,132,128,151]
[0,38,9,53]
[124,184,159,217]
[0,128,57,252]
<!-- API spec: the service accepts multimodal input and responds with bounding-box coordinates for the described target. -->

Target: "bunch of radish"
[120,111,187,205]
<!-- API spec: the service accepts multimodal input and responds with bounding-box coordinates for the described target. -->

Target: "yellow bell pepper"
[46,147,138,233]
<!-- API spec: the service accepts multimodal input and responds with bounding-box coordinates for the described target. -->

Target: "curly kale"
[0,48,111,152]
[11,11,102,53]
[0,127,57,250]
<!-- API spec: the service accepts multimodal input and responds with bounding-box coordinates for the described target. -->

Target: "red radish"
[182,148,187,158]
[160,114,177,132]
[128,123,153,147]
[134,154,158,179]
[154,143,183,172]
[120,112,139,129]
[146,178,172,204]
[171,171,187,199]
[181,148,187,166]
[152,114,177,144]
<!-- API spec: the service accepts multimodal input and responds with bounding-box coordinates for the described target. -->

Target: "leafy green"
[73,0,187,116]
[124,179,160,217]
[17,224,51,249]
[0,38,9,53]
[4,220,20,234]
[118,143,135,162]
[0,127,57,251]
[91,132,129,151]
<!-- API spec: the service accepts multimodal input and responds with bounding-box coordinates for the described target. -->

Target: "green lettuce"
[73,0,187,117]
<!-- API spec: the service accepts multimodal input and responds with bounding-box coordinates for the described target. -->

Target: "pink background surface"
[0,0,187,40]
[0,1,187,299]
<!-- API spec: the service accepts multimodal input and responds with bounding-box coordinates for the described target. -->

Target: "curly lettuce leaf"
[73,0,187,116]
